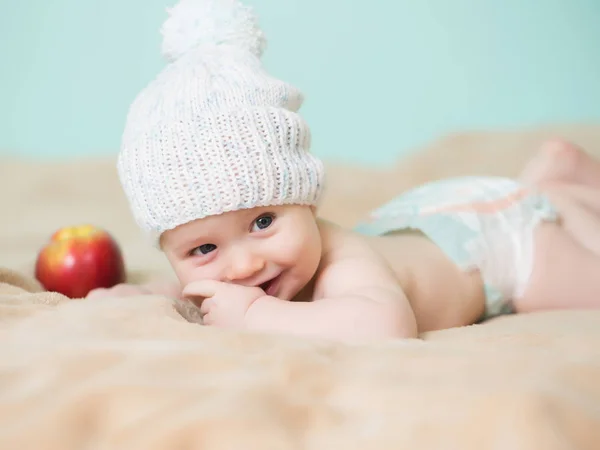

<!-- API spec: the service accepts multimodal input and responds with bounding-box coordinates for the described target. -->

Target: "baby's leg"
[544,182,600,217]
[519,138,600,188]
[542,184,600,255]
[516,221,600,313]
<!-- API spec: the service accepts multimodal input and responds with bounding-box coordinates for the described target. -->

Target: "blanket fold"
[1,265,600,449]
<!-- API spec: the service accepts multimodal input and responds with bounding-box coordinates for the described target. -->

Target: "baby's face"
[160,205,322,300]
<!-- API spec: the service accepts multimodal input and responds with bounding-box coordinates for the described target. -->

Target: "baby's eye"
[251,213,275,232]
[190,243,217,256]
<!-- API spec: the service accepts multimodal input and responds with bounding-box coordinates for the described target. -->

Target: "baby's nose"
[224,250,265,283]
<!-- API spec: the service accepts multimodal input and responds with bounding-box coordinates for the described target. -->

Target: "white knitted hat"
[117,0,325,247]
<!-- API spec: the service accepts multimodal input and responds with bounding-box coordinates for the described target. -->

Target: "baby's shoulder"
[314,219,405,282]
[316,218,371,259]
[311,219,409,299]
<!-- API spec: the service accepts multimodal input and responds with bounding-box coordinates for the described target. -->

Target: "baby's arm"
[245,226,418,341]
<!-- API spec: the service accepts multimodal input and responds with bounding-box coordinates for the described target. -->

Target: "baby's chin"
[278,272,314,302]
[271,276,295,301]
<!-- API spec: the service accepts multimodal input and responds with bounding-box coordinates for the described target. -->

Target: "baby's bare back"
[362,230,486,332]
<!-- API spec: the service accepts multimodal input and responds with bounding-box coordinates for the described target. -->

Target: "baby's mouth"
[259,273,282,296]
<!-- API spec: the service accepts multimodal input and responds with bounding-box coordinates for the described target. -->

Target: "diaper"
[354,176,559,319]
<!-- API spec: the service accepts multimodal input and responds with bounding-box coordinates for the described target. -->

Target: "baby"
[89,0,600,341]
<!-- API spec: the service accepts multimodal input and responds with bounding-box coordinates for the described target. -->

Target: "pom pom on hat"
[160,0,267,62]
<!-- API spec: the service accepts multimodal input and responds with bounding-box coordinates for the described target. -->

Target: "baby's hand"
[181,280,265,328]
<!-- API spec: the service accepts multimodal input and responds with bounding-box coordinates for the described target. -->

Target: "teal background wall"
[1,0,599,165]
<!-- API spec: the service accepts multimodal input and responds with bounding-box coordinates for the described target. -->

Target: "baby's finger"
[182,279,222,298]
[202,311,214,326]
[199,297,214,317]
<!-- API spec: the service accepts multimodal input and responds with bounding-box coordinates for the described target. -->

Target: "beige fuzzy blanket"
[2,125,600,449]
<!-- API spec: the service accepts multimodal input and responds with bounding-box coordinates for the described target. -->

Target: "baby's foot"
[519,138,588,186]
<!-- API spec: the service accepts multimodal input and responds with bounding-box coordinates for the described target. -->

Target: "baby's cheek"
[276,235,305,258]
[175,263,218,286]
[172,265,194,286]
[277,233,319,266]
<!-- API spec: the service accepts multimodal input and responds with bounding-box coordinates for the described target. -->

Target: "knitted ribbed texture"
[117,0,325,246]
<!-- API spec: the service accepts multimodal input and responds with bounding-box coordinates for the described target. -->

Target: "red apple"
[35,224,127,298]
